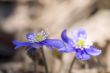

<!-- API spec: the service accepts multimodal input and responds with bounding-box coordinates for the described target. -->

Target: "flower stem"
[33,49,38,73]
[33,59,38,73]
[40,47,49,73]
[69,57,76,73]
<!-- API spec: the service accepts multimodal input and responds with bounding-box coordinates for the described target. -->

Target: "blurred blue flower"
[13,30,64,51]
[59,28,102,60]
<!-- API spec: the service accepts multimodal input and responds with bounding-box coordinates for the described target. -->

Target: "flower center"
[26,30,48,43]
[76,39,85,48]
[36,35,43,42]
[35,30,48,42]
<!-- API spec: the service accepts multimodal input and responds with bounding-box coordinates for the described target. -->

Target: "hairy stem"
[33,59,38,73]
[69,57,76,73]
[40,47,49,73]
[33,49,38,73]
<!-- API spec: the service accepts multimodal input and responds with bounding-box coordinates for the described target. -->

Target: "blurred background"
[0,0,110,73]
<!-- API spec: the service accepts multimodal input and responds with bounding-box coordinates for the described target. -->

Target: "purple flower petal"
[13,40,32,49]
[26,32,36,42]
[61,29,74,45]
[73,28,87,40]
[85,46,102,56]
[58,44,75,53]
[42,39,64,49]
[76,50,90,60]
[31,43,43,48]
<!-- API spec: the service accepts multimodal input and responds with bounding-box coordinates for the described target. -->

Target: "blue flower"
[13,30,64,51]
[59,28,102,60]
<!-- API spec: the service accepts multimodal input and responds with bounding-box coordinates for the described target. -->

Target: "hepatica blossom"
[13,30,64,51]
[59,28,102,60]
